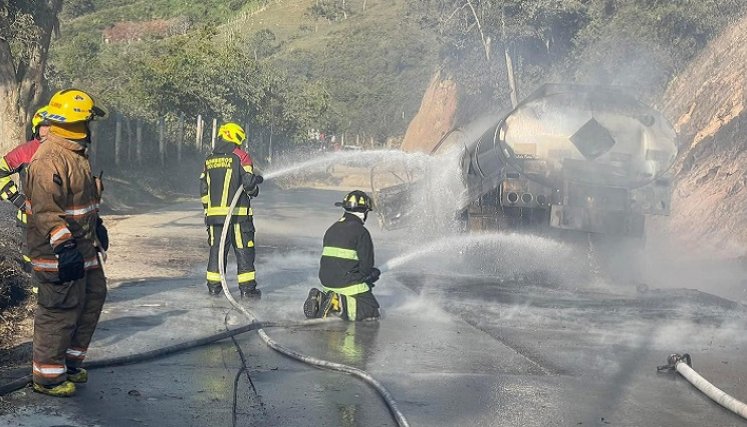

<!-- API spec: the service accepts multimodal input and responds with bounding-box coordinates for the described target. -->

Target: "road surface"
[1,187,746,426]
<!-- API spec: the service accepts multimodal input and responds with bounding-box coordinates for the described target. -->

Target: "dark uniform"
[318,211,380,321]
[200,138,261,297]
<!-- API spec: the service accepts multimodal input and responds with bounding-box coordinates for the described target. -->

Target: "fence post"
[136,120,143,166]
[211,118,217,149]
[114,113,122,167]
[177,112,185,163]
[195,115,202,151]
[159,117,165,166]
[126,117,133,164]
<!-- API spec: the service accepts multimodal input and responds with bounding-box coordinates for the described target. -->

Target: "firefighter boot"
[320,291,341,319]
[303,288,323,318]
[240,281,262,299]
[33,381,76,397]
[207,282,223,296]
[67,367,88,384]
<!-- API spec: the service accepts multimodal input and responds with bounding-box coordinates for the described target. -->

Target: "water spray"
[263,150,429,181]
[218,186,411,427]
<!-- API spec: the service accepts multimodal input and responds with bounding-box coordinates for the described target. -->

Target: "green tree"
[0,0,64,150]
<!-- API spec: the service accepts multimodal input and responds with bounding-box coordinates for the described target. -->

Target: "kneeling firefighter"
[200,122,263,298]
[304,190,381,321]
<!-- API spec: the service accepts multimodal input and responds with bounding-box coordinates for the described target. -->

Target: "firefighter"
[0,106,51,273]
[26,89,108,397]
[304,190,381,321]
[200,122,263,298]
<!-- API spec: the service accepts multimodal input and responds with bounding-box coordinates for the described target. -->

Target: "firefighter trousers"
[32,268,107,386]
[206,221,256,289]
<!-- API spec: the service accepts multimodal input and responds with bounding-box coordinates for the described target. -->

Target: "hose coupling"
[657,353,692,372]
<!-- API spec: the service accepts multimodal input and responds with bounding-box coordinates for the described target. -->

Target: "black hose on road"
[0,319,322,397]
[218,189,411,427]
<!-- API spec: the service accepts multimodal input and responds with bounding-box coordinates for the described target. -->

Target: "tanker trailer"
[372,84,677,236]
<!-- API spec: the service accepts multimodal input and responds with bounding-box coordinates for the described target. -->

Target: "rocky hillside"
[660,14,747,256]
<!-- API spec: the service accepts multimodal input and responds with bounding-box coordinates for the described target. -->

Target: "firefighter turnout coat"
[0,138,42,228]
[319,212,380,320]
[26,133,107,386]
[200,141,259,288]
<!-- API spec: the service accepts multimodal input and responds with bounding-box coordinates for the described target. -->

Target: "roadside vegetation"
[2,0,747,345]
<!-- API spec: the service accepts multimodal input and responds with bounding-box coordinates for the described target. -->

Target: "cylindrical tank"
[494,84,677,189]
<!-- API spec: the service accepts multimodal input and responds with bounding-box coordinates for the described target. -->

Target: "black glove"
[8,192,26,211]
[245,173,263,189]
[96,218,109,251]
[54,240,85,283]
[363,267,381,284]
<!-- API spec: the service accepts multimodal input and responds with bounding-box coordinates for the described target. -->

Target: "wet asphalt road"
[1,188,747,426]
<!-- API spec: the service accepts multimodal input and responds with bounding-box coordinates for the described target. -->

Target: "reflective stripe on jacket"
[1,138,41,226]
[319,212,375,292]
[200,143,257,226]
[25,134,102,280]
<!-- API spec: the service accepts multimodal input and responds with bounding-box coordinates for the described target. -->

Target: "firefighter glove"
[8,192,26,211]
[245,173,263,190]
[96,218,109,251]
[364,267,381,284]
[55,241,85,283]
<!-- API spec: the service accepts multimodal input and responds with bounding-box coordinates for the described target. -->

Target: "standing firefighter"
[304,190,381,321]
[200,122,263,298]
[0,106,51,272]
[26,89,108,397]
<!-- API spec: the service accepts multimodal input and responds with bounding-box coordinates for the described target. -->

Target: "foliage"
[0,0,63,148]
[308,0,351,22]
[410,0,747,111]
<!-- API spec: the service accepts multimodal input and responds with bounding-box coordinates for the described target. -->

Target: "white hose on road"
[661,353,747,420]
[218,188,411,427]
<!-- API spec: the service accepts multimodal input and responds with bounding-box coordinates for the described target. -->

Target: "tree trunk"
[0,0,64,152]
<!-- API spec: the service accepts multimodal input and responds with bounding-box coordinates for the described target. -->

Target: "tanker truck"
[371,84,678,237]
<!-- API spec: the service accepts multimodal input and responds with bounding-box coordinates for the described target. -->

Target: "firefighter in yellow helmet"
[0,106,51,273]
[25,89,108,397]
[200,122,263,298]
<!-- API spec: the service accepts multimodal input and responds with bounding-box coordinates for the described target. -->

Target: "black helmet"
[335,190,373,212]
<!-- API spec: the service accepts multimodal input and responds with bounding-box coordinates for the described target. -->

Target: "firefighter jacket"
[0,138,42,226]
[200,141,259,226]
[25,134,102,283]
[319,212,375,295]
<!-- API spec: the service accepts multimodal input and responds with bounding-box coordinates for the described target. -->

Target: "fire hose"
[658,353,747,419]
[217,187,410,427]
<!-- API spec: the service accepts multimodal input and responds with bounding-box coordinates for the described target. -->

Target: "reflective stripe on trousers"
[323,283,369,320]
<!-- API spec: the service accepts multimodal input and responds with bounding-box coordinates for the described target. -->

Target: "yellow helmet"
[45,89,106,124]
[31,105,50,133]
[218,122,246,145]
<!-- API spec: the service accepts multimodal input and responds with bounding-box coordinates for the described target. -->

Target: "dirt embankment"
[399,70,459,154]
[659,14,747,256]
